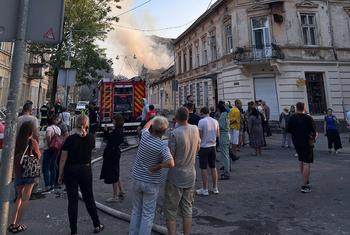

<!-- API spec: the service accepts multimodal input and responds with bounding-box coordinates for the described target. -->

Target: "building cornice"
[295,1,319,9]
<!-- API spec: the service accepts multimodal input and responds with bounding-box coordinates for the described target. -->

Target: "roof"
[151,65,175,86]
[174,0,226,45]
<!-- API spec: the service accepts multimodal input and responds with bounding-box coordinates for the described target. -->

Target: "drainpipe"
[326,1,345,119]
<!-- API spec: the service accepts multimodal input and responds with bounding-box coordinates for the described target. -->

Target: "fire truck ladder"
[103,84,113,120]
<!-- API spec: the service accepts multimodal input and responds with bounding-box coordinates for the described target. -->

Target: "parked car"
[75,101,89,114]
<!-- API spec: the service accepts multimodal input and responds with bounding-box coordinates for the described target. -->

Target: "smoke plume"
[100,0,173,78]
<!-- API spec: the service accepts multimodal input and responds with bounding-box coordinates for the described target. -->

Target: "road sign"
[0,0,64,43]
[58,69,77,87]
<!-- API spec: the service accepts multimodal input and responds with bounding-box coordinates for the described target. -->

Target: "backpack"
[49,127,64,152]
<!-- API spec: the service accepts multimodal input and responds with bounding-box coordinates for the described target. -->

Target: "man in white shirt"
[59,107,71,131]
[196,107,220,196]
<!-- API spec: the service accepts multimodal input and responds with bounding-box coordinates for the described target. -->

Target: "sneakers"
[335,150,340,154]
[196,188,209,196]
[212,188,219,195]
[300,185,311,193]
[328,149,332,154]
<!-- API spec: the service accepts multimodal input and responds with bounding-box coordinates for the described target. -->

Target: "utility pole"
[64,28,72,108]
[0,0,30,234]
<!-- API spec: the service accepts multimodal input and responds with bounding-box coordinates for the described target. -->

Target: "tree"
[28,0,120,105]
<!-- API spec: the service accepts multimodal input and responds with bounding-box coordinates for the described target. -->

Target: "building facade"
[174,0,350,122]
[148,65,176,113]
[0,42,50,110]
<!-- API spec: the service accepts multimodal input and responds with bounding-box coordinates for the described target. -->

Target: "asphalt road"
[8,133,350,235]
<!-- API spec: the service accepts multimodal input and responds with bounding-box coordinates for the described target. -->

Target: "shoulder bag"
[20,142,41,178]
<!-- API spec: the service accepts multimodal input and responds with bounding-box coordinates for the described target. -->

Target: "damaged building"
[174,0,350,125]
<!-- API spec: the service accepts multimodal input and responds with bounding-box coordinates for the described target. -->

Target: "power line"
[206,0,213,10]
[114,0,214,32]
[116,19,195,32]
[117,0,153,17]
[125,56,138,76]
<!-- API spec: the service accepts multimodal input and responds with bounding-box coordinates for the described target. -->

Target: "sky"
[99,0,218,77]
[117,0,218,38]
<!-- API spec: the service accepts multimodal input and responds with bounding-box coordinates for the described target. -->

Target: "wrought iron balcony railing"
[233,43,284,62]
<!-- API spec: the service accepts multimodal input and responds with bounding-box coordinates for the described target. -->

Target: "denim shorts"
[15,177,35,186]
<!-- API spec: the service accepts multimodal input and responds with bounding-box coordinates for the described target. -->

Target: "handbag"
[49,127,64,151]
[20,143,41,178]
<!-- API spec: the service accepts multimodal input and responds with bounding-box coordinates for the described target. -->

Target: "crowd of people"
[7,96,350,235]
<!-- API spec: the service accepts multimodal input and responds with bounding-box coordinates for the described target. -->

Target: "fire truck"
[98,77,146,133]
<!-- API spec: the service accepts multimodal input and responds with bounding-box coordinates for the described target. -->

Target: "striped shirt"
[132,129,173,184]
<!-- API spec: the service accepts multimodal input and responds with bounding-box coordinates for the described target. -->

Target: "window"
[189,47,193,70]
[305,72,327,114]
[252,16,270,48]
[179,86,183,105]
[190,84,195,98]
[225,24,233,54]
[204,82,209,107]
[195,43,200,68]
[251,16,271,58]
[0,42,4,50]
[301,14,317,45]
[183,51,187,72]
[201,37,208,65]
[184,84,188,99]
[196,83,201,107]
[177,52,182,73]
[210,35,217,61]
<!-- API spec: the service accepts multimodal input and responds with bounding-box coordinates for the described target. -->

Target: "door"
[251,16,271,58]
[254,77,279,120]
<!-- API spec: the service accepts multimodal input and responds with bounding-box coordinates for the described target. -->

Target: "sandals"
[8,224,27,233]
[93,224,105,233]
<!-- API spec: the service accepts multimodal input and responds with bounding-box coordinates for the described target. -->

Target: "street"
[13,133,350,235]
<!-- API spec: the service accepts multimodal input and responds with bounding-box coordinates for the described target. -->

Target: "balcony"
[233,44,284,64]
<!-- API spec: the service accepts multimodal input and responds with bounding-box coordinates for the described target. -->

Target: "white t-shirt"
[198,116,219,148]
[59,112,71,127]
[45,125,61,149]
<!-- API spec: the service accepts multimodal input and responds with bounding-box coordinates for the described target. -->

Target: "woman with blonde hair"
[9,121,41,233]
[58,115,104,235]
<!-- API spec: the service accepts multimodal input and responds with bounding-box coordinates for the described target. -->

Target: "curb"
[82,144,169,235]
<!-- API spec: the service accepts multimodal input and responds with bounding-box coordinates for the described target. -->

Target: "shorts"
[198,147,216,169]
[14,177,35,186]
[164,181,194,221]
[230,129,240,145]
[295,145,314,163]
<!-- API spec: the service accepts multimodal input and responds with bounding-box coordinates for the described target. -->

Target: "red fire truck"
[98,77,146,132]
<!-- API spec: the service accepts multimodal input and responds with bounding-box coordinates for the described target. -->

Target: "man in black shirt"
[185,103,201,126]
[88,101,99,135]
[288,102,316,193]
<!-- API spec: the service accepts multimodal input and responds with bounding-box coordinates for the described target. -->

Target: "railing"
[233,44,284,62]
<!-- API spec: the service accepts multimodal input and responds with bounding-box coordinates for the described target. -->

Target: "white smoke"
[99,0,173,78]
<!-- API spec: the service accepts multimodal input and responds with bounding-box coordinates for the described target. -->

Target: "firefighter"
[88,101,99,135]
[40,101,50,129]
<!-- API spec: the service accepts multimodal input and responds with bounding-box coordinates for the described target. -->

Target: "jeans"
[64,164,100,234]
[219,132,230,174]
[281,129,292,147]
[129,180,160,235]
[42,149,58,187]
